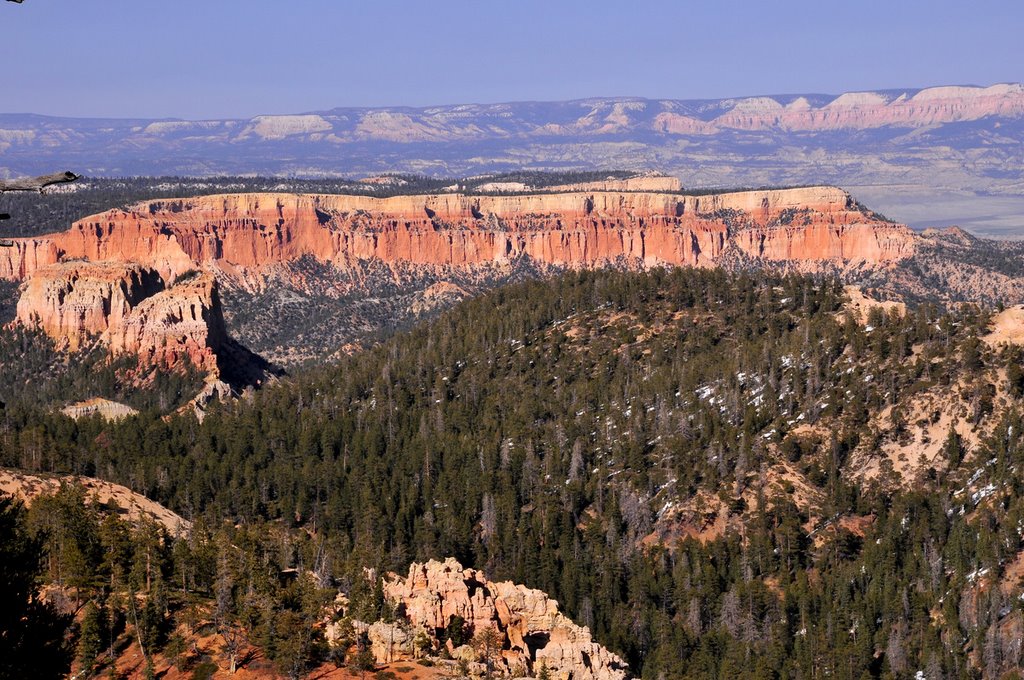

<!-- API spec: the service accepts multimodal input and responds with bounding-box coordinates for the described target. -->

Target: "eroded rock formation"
[61,398,139,421]
[377,557,629,680]
[0,186,916,288]
[106,273,226,373]
[3,185,917,370]
[15,263,226,373]
[0,469,191,535]
[15,262,162,351]
[654,83,1024,134]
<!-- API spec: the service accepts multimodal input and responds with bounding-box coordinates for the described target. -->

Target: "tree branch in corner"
[0,171,80,193]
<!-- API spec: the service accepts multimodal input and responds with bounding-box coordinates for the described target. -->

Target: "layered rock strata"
[376,557,629,680]
[15,263,225,373]
[61,398,139,421]
[106,273,226,373]
[0,186,916,288]
[3,186,916,372]
[15,262,162,351]
[654,83,1024,134]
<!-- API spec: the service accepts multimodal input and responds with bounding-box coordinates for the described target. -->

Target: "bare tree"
[0,172,79,244]
[479,492,497,544]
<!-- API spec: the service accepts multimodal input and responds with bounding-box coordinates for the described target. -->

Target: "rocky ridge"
[2,186,917,366]
[0,468,190,535]
[655,83,1024,133]
[2,84,1019,150]
[60,397,139,421]
[333,558,628,680]
[0,186,914,285]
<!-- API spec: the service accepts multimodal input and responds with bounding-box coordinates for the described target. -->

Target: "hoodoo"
[331,558,630,680]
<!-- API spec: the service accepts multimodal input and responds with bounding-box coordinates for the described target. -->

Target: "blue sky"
[3,0,1021,119]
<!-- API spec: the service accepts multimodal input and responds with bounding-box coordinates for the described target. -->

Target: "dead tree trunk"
[0,171,79,193]
[0,172,79,246]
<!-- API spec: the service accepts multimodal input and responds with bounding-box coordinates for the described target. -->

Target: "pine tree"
[78,600,107,674]
[0,495,74,678]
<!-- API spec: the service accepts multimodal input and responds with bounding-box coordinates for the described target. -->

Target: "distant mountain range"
[1,83,1023,233]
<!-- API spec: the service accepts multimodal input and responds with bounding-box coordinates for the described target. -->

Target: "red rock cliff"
[106,273,226,373]
[4,186,916,371]
[15,262,162,351]
[0,186,916,285]
[15,263,225,373]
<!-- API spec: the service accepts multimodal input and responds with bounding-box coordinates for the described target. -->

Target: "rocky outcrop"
[178,377,234,423]
[410,281,470,316]
[15,262,163,351]
[61,398,139,421]
[0,469,191,535]
[378,557,629,680]
[15,262,227,373]
[107,273,226,373]
[349,621,416,666]
[0,187,916,288]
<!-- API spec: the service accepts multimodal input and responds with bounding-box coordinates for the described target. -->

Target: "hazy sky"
[3,0,1021,119]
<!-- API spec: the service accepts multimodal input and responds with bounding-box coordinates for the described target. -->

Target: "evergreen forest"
[5,267,1024,678]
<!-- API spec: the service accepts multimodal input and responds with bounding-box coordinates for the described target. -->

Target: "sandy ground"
[984,306,1024,346]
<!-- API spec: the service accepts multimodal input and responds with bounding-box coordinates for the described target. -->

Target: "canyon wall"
[0,186,917,286]
[15,263,226,373]
[15,262,163,351]
[3,185,917,371]
[105,273,226,373]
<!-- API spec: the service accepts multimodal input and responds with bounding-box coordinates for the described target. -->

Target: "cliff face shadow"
[216,338,286,391]
[0,279,20,324]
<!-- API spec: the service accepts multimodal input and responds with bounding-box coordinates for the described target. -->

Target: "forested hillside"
[6,267,1024,678]
[0,323,207,414]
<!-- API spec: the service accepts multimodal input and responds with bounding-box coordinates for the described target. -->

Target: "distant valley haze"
[1,83,1023,236]
[2,0,1023,235]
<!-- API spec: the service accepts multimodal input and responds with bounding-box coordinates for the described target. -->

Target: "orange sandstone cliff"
[328,557,629,680]
[2,185,916,368]
[15,262,162,352]
[15,263,226,374]
[0,186,916,285]
[105,273,227,373]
